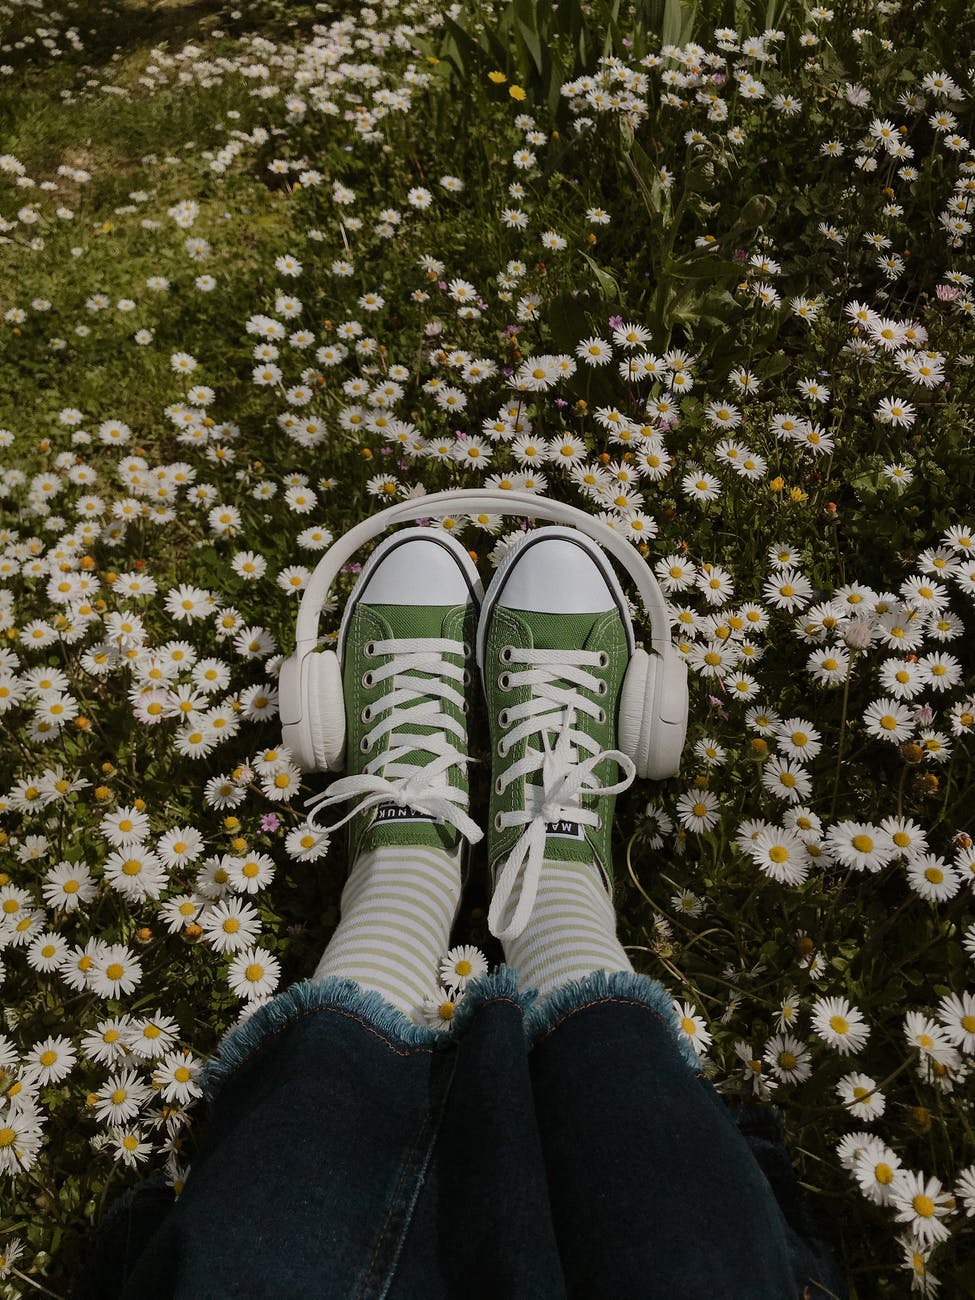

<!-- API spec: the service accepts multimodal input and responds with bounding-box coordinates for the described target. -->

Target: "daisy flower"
[775,718,822,762]
[763,569,814,611]
[438,945,489,992]
[903,1011,960,1067]
[93,1068,153,1124]
[200,897,262,953]
[125,1014,180,1060]
[747,828,810,885]
[836,1071,886,1120]
[889,1170,954,1247]
[153,1051,204,1105]
[906,854,961,901]
[810,995,871,1055]
[862,696,915,743]
[935,990,975,1051]
[824,821,895,873]
[761,757,813,803]
[673,1001,712,1056]
[763,1032,811,1083]
[675,788,721,831]
[90,944,143,999]
[227,946,281,1000]
[100,805,151,847]
[22,1035,76,1085]
[853,1138,902,1205]
[575,336,613,366]
[421,986,461,1030]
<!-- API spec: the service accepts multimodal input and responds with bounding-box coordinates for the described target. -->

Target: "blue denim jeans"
[75,966,845,1299]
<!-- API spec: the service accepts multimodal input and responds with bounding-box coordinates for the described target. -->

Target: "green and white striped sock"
[499,858,634,999]
[313,844,462,1022]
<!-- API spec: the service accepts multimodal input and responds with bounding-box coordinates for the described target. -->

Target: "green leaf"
[663,255,742,280]
[580,251,621,303]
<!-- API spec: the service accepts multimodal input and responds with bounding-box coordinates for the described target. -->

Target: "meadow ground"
[1,0,975,1293]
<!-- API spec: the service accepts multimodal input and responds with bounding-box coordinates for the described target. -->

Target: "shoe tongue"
[515,610,607,652]
[368,603,461,640]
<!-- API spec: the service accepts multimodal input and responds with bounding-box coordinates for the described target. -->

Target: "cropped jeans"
[76,965,846,1299]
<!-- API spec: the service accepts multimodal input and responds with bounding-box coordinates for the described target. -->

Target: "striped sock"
[500,858,634,999]
[313,844,462,1022]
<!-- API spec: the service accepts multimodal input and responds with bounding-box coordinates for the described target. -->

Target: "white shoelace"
[487,647,636,942]
[304,636,483,847]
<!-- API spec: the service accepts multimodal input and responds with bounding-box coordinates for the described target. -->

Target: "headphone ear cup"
[306,650,346,772]
[618,648,654,779]
[617,648,687,780]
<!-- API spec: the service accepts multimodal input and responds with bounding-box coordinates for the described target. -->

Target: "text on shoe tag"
[544,819,585,839]
[374,803,444,825]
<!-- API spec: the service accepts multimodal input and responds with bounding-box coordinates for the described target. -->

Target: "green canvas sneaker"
[305,527,483,866]
[477,527,638,942]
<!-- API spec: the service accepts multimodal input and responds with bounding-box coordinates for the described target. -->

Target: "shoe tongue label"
[545,819,585,839]
[374,803,443,826]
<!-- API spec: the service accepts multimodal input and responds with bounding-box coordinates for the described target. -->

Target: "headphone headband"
[294,490,673,655]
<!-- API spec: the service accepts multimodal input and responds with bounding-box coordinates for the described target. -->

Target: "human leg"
[478,530,843,1299]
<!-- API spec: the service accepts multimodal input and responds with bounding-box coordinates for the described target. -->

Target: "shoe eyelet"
[495,777,504,794]
[498,708,510,728]
[462,668,472,686]
[361,706,372,723]
[596,708,605,724]
[595,814,602,830]
[462,641,472,657]
[596,679,608,697]
[494,812,504,831]
[364,641,376,658]
[500,645,513,663]
[498,672,511,691]
[361,670,374,687]
[597,651,609,668]
[360,736,373,754]
[497,739,508,758]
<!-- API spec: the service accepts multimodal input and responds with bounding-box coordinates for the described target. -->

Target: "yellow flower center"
[893,831,910,847]
[123,1135,139,1151]
[852,835,873,853]
[112,1088,127,1104]
[106,962,124,981]
[779,1051,797,1069]
[455,959,472,976]
[875,1163,894,1184]
[245,963,265,982]
[223,918,240,933]
[174,1066,192,1083]
[829,1015,849,1035]
[39,1050,57,1067]
[122,859,142,875]
[924,867,944,884]
[912,1195,935,1218]
[0,1127,16,1147]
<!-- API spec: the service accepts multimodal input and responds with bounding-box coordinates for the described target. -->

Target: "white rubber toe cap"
[359,535,475,605]
[497,535,617,613]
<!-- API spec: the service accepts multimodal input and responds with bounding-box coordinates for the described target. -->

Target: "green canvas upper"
[483,605,631,900]
[340,601,477,864]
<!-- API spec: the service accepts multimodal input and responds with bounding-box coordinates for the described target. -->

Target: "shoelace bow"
[304,636,483,847]
[487,647,636,942]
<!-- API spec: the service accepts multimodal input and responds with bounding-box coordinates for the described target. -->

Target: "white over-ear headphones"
[278,490,688,780]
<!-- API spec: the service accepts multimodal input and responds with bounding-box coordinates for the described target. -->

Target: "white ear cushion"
[617,648,688,779]
[305,651,346,772]
[618,649,654,778]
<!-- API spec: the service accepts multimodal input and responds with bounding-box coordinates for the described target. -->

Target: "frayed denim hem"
[201,967,542,1104]
[523,967,702,1073]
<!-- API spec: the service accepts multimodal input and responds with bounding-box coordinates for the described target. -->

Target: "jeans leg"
[525,970,835,1300]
